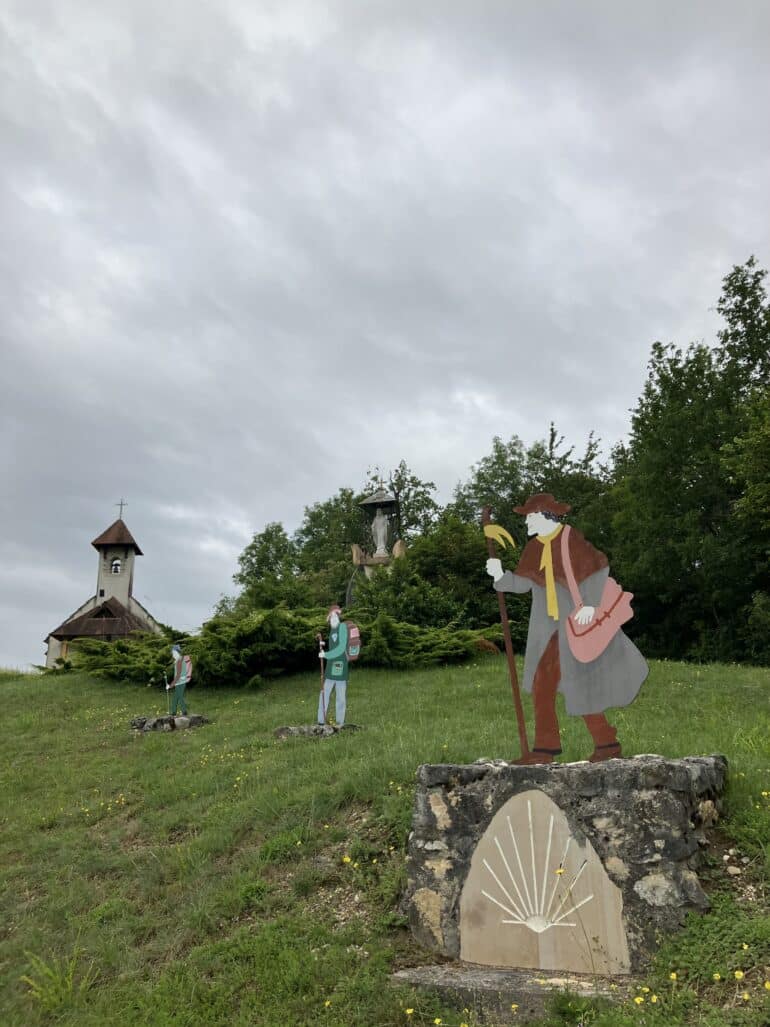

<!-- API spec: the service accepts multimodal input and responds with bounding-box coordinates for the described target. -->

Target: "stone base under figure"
[403,755,727,976]
[131,714,209,732]
[318,678,346,726]
[274,723,361,740]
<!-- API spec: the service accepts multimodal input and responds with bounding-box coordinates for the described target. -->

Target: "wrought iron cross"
[115,498,128,518]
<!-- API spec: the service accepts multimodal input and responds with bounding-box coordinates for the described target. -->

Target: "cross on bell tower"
[116,498,128,519]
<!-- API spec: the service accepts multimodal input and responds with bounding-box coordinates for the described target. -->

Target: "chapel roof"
[48,597,150,640]
[91,518,143,555]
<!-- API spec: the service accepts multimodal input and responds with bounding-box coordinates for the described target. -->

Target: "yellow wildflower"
[634,996,644,1005]
[741,991,750,1001]
[342,855,351,864]
[735,970,744,980]
[324,1000,331,1007]
[765,981,770,991]
[742,943,749,950]
[713,972,721,981]
[511,1003,519,1011]
[641,986,650,993]
[669,972,677,981]
[405,1010,414,1017]
[650,995,658,1003]
[434,1020,442,1025]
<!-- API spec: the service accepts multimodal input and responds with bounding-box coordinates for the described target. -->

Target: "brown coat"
[494,527,647,715]
[513,527,607,589]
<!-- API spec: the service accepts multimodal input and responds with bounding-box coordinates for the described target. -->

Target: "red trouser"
[531,632,617,754]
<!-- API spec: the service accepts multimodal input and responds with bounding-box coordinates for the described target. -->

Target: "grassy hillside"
[1,658,768,1026]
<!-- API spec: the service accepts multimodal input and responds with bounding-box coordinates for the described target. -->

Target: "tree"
[451,434,528,532]
[716,256,770,392]
[234,522,297,587]
[293,488,369,606]
[609,258,770,661]
[407,513,508,631]
[230,522,301,610]
[450,427,607,542]
[294,489,368,570]
[722,389,770,662]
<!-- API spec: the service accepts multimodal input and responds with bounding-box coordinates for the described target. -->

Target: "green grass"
[0,657,768,1026]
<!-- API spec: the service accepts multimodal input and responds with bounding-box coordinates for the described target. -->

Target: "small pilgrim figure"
[486,493,648,764]
[166,644,193,716]
[318,605,350,726]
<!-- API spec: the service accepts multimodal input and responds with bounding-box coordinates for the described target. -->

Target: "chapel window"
[111,558,121,575]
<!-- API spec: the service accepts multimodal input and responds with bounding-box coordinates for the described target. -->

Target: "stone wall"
[403,754,726,974]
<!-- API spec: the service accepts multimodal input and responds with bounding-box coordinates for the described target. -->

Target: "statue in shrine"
[371,507,389,556]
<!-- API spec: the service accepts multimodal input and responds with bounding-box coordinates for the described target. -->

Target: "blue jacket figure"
[318,605,349,726]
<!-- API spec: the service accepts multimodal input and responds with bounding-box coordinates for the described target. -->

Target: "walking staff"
[315,633,327,722]
[482,507,531,761]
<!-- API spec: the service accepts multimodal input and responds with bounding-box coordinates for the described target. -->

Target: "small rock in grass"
[727,865,742,876]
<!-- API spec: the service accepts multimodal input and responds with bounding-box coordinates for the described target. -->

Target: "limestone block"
[403,755,726,973]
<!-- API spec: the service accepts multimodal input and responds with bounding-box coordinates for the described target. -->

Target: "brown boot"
[588,742,622,763]
[514,748,558,765]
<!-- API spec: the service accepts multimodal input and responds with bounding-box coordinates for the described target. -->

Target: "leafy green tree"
[217,523,301,612]
[450,434,528,534]
[722,390,770,662]
[609,258,770,662]
[450,427,607,542]
[407,513,498,622]
[291,488,370,606]
[294,489,368,572]
[716,256,770,391]
[234,522,297,586]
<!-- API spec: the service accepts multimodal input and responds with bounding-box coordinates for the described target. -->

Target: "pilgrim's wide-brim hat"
[513,492,572,516]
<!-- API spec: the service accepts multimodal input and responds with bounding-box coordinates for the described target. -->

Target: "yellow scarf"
[537,524,564,620]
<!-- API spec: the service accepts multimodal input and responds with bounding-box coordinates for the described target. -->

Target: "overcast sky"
[2,1,769,668]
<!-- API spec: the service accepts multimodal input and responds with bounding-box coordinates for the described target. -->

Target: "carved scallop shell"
[459,788,630,974]
[480,799,593,934]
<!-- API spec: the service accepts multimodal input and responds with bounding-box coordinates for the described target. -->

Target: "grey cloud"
[1,0,768,665]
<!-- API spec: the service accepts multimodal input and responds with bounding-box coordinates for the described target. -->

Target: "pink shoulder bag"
[560,525,634,663]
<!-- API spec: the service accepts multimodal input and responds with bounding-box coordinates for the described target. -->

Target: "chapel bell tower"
[91,517,143,608]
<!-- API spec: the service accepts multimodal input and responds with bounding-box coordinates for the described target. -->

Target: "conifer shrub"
[65,608,504,688]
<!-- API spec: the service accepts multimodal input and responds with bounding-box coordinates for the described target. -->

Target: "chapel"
[44,517,162,668]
